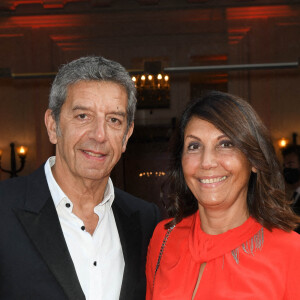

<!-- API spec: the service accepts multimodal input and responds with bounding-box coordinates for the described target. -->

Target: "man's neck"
[53,169,110,235]
[56,172,107,204]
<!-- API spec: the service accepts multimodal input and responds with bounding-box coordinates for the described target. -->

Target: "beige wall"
[0,1,299,185]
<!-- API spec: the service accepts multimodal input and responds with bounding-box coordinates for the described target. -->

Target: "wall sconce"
[278,133,298,149]
[278,137,289,149]
[0,143,28,178]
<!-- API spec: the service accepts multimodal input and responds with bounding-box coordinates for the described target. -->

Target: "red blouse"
[146,212,300,299]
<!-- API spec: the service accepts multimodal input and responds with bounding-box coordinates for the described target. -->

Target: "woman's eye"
[220,140,233,148]
[187,143,199,150]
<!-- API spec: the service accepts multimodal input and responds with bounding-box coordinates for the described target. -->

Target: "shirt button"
[93,261,97,266]
[65,203,71,208]
[81,226,85,231]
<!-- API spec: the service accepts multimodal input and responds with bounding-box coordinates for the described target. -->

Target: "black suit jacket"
[0,165,160,300]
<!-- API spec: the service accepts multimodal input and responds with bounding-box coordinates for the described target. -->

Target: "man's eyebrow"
[109,111,126,117]
[72,106,126,117]
[72,105,90,111]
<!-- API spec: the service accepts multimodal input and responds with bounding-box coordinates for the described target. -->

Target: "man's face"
[45,80,133,183]
[283,152,300,169]
[283,152,300,186]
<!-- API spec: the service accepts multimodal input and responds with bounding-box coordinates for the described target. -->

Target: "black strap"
[152,224,175,288]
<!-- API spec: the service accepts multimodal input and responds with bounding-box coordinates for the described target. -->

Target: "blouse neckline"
[188,212,263,263]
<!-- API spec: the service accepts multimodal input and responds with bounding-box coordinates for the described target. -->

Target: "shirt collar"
[44,156,115,209]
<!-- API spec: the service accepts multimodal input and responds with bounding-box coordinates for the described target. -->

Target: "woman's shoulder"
[264,227,300,252]
[150,213,196,248]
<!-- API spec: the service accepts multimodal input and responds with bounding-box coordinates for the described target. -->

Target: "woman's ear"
[251,166,257,173]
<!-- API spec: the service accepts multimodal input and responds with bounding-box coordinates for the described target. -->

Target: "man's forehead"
[67,80,126,91]
[65,80,128,107]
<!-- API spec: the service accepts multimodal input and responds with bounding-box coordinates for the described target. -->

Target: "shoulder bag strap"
[152,224,176,288]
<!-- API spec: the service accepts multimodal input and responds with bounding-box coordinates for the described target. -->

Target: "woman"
[146,91,300,299]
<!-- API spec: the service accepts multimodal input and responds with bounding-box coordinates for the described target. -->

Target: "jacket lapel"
[14,166,85,300]
[112,194,142,300]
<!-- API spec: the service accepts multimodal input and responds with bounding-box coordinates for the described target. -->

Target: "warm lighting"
[17,146,28,158]
[278,137,289,148]
[132,61,170,109]
[139,171,166,178]
[0,143,28,177]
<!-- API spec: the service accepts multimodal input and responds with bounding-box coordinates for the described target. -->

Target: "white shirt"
[294,186,300,203]
[44,157,125,300]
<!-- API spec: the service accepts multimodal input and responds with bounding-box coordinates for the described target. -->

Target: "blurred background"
[0,0,299,215]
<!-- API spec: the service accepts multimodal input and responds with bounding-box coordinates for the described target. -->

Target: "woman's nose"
[200,148,218,169]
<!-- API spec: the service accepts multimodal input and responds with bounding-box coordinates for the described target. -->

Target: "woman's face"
[181,117,255,215]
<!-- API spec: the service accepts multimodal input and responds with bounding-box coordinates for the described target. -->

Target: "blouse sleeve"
[284,232,300,299]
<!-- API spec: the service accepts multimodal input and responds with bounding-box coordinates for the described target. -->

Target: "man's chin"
[78,170,110,182]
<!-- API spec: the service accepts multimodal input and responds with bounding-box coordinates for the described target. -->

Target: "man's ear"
[122,122,134,153]
[45,109,58,145]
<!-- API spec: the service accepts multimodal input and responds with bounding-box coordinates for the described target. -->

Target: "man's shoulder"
[114,187,155,209]
[113,188,161,242]
[114,187,160,215]
[0,164,45,187]
[0,164,47,206]
[0,174,28,194]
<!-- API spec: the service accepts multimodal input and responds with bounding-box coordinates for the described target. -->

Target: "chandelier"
[131,61,170,109]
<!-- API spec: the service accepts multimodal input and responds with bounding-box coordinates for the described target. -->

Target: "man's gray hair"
[49,56,137,132]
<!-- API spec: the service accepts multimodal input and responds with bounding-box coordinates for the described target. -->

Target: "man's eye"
[111,117,121,124]
[77,114,87,120]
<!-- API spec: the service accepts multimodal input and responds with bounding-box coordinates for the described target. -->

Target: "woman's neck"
[198,205,249,235]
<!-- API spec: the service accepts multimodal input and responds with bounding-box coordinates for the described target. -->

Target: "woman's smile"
[199,175,227,184]
[182,117,254,214]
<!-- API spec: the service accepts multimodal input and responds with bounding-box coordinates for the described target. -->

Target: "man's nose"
[89,119,106,142]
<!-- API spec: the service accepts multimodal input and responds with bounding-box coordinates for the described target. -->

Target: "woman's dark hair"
[164,90,300,231]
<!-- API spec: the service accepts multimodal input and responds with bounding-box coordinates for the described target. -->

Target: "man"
[282,144,300,232]
[0,56,160,299]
